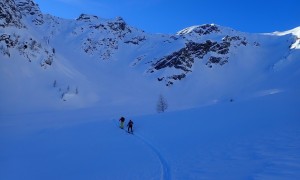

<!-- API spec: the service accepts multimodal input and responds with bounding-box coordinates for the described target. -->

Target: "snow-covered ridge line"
[1,0,300,114]
[272,26,300,37]
[271,26,300,49]
[1,1,300,179]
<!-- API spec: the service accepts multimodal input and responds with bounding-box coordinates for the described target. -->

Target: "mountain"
[1,1,300,179]
[1,0,300,115]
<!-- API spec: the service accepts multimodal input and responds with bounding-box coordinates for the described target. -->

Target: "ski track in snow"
[134,133,171,180]
[113,118,170,180]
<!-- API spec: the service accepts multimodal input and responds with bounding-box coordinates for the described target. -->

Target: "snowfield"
[1,88,300,180]
[1,0,300,179]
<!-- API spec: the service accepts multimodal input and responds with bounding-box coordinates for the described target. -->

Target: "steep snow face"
[273,27,300,49]
[1,0,300,115]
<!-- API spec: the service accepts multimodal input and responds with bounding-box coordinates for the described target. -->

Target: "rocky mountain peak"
[0,0,24,28]
[177,24,221,36]
[76,14,99,22]
[1,0,298,89]
[15,0,44,25]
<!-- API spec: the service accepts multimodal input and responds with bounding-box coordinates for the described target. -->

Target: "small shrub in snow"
[157,94,168,113]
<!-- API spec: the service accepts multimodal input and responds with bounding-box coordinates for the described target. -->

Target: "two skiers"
[119,117,134,133]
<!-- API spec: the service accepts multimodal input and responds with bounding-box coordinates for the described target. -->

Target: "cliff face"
[0,0,24,28]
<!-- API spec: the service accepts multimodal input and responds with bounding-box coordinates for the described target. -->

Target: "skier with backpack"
[127,120,134,133]
[119,116,125,129]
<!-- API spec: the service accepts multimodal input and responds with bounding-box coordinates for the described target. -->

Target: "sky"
[34,0,299,34]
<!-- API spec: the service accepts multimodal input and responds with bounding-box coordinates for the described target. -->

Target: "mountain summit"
[1,0,299,114]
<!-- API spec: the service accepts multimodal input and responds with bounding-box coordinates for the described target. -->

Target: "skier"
[127,119,134,133]
[119,116,125,129]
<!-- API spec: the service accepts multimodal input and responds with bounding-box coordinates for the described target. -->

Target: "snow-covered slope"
[1,84,299,180]
[1,0,300,179]
[1,0,300,115]
[272,26,300,49]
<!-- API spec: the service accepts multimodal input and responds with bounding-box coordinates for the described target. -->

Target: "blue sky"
[34,0,299,34]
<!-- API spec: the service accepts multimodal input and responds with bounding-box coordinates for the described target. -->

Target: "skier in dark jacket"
[127,120,134,133]
[119,116,125,129]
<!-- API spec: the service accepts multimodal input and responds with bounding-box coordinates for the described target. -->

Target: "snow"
[1,1,300,179]
[273,26,300,38]
[272,26,300,49]
[1,88,300,180]
[1,48,300,179]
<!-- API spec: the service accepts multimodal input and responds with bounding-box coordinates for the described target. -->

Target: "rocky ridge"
[1,0,298,87]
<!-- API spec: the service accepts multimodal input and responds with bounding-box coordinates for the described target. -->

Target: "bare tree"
[157,94,168,113]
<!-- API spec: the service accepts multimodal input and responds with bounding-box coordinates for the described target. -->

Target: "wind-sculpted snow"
[273,26,300,49]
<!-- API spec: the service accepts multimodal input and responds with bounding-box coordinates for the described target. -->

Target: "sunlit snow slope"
[1,1,300,179]
[1,0,300,116]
